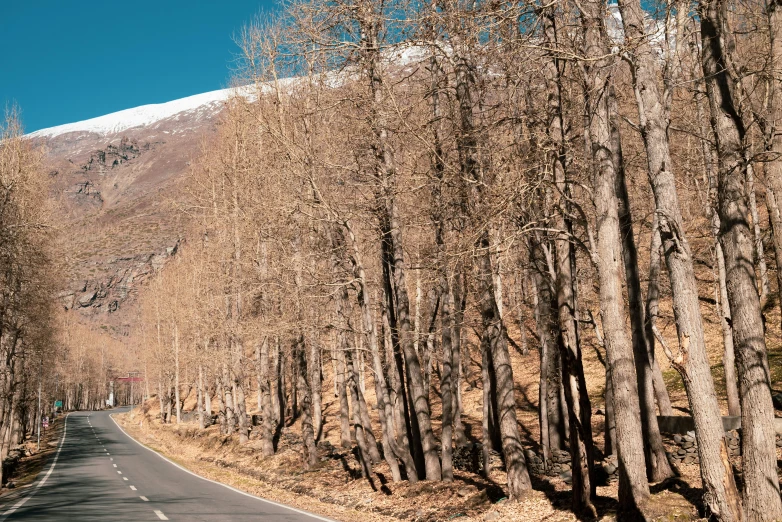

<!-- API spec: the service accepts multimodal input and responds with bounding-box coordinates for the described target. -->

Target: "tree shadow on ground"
[531,474,618,521]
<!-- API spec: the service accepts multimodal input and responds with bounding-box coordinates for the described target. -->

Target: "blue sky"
[1,1,276,133]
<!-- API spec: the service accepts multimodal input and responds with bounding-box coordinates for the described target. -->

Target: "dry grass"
[116,328,737,522]
[0,414,64,497]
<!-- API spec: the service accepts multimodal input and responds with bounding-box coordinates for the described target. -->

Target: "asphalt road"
[0,408,330,521]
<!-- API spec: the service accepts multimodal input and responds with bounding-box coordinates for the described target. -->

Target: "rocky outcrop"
[33,94,220,330]
[81,137,145,172]
[78,291,97,307]
[62,240,180,315]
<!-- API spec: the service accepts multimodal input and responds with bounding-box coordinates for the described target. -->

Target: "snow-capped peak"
[28,87,244,139]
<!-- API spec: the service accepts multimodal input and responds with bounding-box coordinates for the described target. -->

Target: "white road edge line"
[110,413,334,522]
[0,413,71,521]
[154,509,169,520]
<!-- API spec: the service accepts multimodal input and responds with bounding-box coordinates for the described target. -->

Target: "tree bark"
[347,234,408,480]
[746,163,769,306]
[452,268,467,447]
[233,359,249,444]
[440,283,455,481]
[356,0,441,480]
[716,239,742,417]
[309,336,322,442]
[345,347,373,480]
[477,234,532,499]
[296,335,318,469]
[259,338,274,457]
[539,8,596,510]
[580,0,650,511]
[764,185,782,328]
[197,365,205,430]
[532,269,552,467]
[700,0,782,517]
[645,220,674,417]
[222,364,235,436]
[335,328,353,449]
[609,0,676,483]
[174,325,181,425]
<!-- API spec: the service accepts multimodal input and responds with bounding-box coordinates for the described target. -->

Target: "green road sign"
[54,401,62,408]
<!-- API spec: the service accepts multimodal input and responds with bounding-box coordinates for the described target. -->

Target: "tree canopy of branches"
[123,0,782,519]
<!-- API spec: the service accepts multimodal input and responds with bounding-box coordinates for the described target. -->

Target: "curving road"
[0,408,329,521]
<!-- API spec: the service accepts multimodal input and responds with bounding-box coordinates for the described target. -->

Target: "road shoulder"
[112,411,393,522]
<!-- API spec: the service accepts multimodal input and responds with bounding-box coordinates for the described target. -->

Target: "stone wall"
[668,430,782,465]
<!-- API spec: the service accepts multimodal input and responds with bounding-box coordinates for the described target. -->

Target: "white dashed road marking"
[123,477,128,481]
[110,413,334,522]
[154,509,169,520]
[129,486,137,491]
[117,471,122,474]
[140,496,149,502]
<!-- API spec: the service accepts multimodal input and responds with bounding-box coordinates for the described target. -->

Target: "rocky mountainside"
[33,89,234,334]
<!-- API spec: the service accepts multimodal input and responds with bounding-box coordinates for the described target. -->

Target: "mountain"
[34,88,236,334]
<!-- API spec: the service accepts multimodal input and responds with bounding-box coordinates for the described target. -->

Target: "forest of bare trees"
[6,0,782,519]
[0,111,143,486]
[0,111,58,485]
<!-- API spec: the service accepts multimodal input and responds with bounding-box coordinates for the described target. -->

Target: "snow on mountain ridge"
[28,87,247,139]
[28,43,431,140]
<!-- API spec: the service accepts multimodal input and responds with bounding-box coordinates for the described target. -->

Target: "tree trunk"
[581,0,649,511]
[428,47,455,480]
[764,185,782,328]
[354,347,382,465]
[233,362,249,444]
[289,349,298,421]
[222,364,235,436]
[276,338,286,429]
[539,9,597,509]
[259,337,274,457]
[174,325,181,425]
[197,365,205,430]
[477,235,532,499]
[533,269,552,467]
[440,284,455,481]
[262,337,269,411]
[345,221,408,481]
[157,374,166,423]
[701,0,782,517]
[746,162,769,306]
[604,6,674,474]
[716,239,742,417]
[452,269,467,447]
[336,332,352,449]
[382,285,415,463]
[310,336,322,442]
[481,341,493,478]
[645,220,674,417]
[296,336,317,469]
[345,348,373,480]
[612,114,673,483]
[355,0,440,482]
